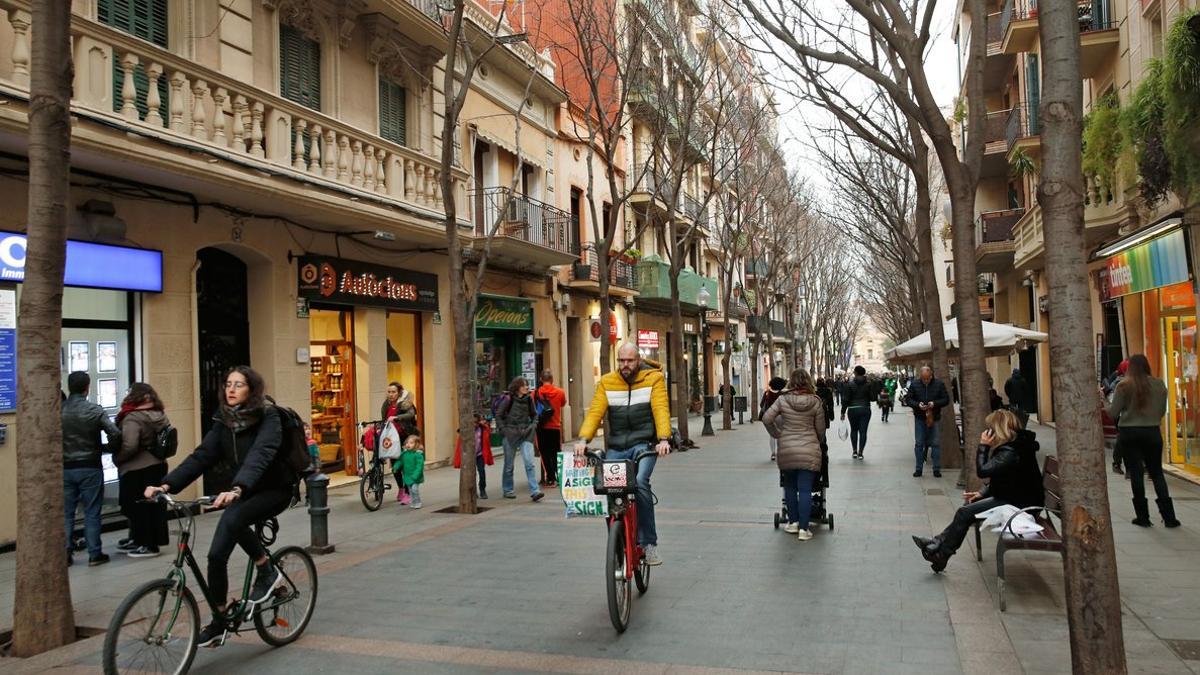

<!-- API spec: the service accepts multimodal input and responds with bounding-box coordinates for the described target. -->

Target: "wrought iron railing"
[1006,102,1040,149]
[977,208,1026,245]
[471,187,573,253]
[572,244,636,289]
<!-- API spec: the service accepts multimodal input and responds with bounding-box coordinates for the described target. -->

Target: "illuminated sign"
[0,231,162,292]
[296,255,438,311]
[1104,229,1189,298]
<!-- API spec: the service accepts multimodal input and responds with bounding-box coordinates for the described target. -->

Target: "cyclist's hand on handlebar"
[655,440,671,456]
[143,484,168,500]
[573,441,588,456]
[212,490,241,508]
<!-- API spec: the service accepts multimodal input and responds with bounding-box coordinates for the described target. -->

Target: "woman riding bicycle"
[144,366,297,648]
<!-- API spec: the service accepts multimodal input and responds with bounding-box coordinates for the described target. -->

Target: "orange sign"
[1159,281,1196,311]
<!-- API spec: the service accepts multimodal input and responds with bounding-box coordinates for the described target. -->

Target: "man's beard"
[620,367,636,382]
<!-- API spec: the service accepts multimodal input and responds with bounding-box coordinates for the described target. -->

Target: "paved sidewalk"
[1,414,1198,674]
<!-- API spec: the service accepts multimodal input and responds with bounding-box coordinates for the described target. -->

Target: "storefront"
[475,295,537,434]
[297,254,437,474]
[1098,220,1200,474]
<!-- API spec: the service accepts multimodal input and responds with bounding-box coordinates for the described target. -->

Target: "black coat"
[816,385,835,423]
[840,376,878,416]
[906,377,951,420]
[977,429,1043,508]
[164,407,295,496]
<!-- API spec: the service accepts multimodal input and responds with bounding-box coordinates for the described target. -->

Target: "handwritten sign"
[558,452,607,518]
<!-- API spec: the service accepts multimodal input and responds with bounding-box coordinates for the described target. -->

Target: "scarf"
[116,400,154,426]
[219,403,263,433]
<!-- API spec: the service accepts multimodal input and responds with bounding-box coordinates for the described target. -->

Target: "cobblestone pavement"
[3,413,1199,674]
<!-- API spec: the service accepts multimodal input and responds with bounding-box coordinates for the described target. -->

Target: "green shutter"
[102,0,168,127]
[378,78,407,147]
[279,25,321,112]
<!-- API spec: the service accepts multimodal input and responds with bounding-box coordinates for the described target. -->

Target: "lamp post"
[697,286,715,436]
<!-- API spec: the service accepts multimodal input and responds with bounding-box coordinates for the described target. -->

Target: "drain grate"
[925,488,945,496]
[1165,639,1200,661]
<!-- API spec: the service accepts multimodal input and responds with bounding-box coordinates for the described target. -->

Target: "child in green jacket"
[401,435,426,509]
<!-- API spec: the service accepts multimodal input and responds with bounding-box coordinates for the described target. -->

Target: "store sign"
[1159,281,1196,311]
[1105,229,1190,298]
[296,255,438,312]
[0,231,162,292]
[476,297,533,330]
[637,329,660,349]
[0,289,14,411]
[588,314,618,344]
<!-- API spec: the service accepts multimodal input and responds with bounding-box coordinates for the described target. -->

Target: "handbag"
[837,420,849,441]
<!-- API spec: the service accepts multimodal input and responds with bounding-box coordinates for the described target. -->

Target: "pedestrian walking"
[1103,359,1129,475]
[761,368,827,541]
[381,382,418,504]
[535,369,567,488]
[877,385,893,422]
[907,366,950,477]
[496,377,545,502]
[400,434,426,509]
[815,378,835,427]
[840,366,877,459]
[62,371,121,567]
[1004,368,1033,427]
[761,376,788,461]
[114,383,170,558]
[912,409,1043,572]
[1105,354,1182,528]
[454,413,494,499]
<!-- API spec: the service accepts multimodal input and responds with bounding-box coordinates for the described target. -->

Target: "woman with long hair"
[762,368,827,541]
[913,409,1043,571]
[1106,354,1181,527]
[495,377,544,502]
[114,383,170,557]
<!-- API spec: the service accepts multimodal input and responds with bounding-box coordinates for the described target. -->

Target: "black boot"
[1112,461,1123,475]
[1132,498,1153,527]
[1157,497,1182,528]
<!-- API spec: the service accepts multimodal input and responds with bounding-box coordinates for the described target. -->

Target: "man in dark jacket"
[1004,368,1034,426]
[62,371,121,567]
[913,418,1043,571]
[907,366,950,477]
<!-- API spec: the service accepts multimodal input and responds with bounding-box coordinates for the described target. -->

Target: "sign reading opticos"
[1105,229,1190,298]
[297,254,438,311]
[475,296,533,330]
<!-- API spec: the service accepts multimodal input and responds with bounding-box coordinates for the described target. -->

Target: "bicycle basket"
[593,459,638,496]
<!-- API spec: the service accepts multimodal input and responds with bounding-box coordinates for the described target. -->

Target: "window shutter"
[378,78,407,147]
[279,25,321,112]
[103,0,169,127]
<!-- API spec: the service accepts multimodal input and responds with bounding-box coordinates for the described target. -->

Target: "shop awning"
[884,320,1048,363]
[470,119,546,170]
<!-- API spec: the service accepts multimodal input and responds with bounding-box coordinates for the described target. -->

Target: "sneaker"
[127,546,161,558]
[248,563,282,604]
[503,493,516,499]
[396,491,405,503]
[410,500,423,509]
[88,553,110,567]
[116,538,136,552]
[933,470,942,478]
[479,489,489,500]
[400,492,412,506]
[643,544,663,566]
[783,522,800,534]
[197,619,229,648]
[913,470,923,477]
[531,492,545,503]
[796,529,814,541]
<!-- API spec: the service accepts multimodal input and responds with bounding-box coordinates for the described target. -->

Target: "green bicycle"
[102,494,318,674]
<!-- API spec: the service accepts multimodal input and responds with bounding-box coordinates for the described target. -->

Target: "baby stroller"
[772,441,834,531]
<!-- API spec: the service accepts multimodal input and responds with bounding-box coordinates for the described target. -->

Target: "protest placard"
[558,451,608,517]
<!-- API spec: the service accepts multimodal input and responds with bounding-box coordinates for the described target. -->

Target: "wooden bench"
[970,455,1065,611]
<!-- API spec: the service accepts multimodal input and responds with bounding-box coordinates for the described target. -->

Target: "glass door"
[1164,316,1199,467]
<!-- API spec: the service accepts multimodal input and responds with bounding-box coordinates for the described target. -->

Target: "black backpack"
[151,423,178,461]
[267,397,315,482]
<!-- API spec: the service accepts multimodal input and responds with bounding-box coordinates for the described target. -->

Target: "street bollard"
[305,472,335,555]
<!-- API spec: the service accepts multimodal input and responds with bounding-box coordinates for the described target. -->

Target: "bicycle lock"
[306,472,336,555]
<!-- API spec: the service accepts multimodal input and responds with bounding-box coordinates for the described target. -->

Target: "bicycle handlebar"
[581,448,660,465]
[141,493,216,508]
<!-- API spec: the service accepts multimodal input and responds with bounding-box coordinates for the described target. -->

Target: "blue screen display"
[0,231,163,292]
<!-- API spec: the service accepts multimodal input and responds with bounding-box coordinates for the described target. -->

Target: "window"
[280,24,321,111]
[99,0,168,126]
[1150,12,1164,60]
[379,78,408,146]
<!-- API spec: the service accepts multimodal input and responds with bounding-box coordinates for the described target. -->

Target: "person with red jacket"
[454,413,494,499]
[535,369,568,487]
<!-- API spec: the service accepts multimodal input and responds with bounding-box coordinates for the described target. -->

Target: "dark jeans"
[1119,426,1173,502]
[64,467,104,558]
[937,497,1001,555]
[475,454,487,492]
[914,418,941,471]
[119,463,169,548]
[847,407,871,453]
[536,427,561,484]
[206,488,292,611]
[782,469,818,528]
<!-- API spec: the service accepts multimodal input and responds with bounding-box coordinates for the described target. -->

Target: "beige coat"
[762,392,827,472]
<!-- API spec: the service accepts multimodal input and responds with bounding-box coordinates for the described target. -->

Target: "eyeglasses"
[224,381,248,390]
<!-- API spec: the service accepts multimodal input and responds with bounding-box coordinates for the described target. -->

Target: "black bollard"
[306,472,335,555]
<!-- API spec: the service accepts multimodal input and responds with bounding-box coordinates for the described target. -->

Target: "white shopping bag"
[837,420,849,441]
[377,423,403,460]
[558,451,608,518]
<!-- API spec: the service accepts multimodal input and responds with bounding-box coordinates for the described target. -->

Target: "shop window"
[386,311,423,434]
[280,24,321,112]
[100,0,169,126]
[309,307,356,473]
[379,77,408,147]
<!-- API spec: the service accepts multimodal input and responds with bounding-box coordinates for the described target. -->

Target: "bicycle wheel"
[254,546,318,647]
[359,464,383,511]
[605,520,631,633]
[103,578,199,675]
[634,556,650,595]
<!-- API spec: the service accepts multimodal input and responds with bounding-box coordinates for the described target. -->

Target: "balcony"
[629,170,704,224]
[1000,0,1039,53]
[975,108,1013,178]
[975,208,1025,273]
[978,12,1016,94]
[569,244,638,297]
[1078,1,1119,78]
[471,187,577,269]
[1083,172,1136,242]
[1006,103,1041,158]
[1014,205,1044,270]
[633,256,718,313]
[1003,0,1117,58]
[745,316,789,340]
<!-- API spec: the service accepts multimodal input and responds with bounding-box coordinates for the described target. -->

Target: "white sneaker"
[797,529,814,541]
[643,544,663,566]
[783,522,800,534]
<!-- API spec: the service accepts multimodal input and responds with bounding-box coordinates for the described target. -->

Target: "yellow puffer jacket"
[578,361,672,449]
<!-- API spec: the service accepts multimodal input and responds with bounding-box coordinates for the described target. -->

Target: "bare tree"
[12,0,76,656]
[1038,1,1126,668]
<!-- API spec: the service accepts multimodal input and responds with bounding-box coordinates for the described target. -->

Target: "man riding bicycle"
[574,342,672,566]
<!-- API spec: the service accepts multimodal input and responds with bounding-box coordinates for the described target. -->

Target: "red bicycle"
[585,448,657,633]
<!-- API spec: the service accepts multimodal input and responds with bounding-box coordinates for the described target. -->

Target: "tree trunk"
[1038,3,1126,669]
[669,269,690,444]
[598,249,613,376]
[749,338,760,422]
[12,0,76,656]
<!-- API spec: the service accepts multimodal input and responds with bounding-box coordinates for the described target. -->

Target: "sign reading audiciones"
[297,255,438,312]
[475,296,533,330]
[1104,229,1190,299]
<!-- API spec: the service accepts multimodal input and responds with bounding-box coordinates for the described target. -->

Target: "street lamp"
[697,286,715,437]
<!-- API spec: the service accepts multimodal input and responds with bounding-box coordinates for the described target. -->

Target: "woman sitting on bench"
[912,409,1043,572]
